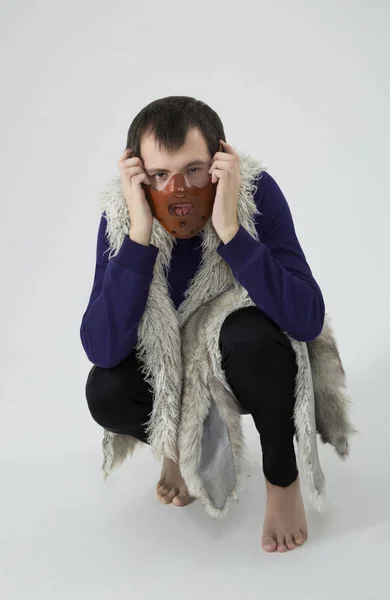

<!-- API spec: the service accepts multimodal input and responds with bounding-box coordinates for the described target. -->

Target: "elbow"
[290,324,322,343]
[295,325,322,343]
[80,324,118,369]
[91,357,121,369]
[84,345,122,369]
[80,323,133,369]
[290,293,325,342]
[82,344,122,369]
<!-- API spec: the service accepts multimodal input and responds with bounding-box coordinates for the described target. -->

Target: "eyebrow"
[146,160,208,175]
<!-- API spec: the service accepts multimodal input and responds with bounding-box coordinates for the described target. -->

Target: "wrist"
[129,227,152,247]
[217,222,239,244]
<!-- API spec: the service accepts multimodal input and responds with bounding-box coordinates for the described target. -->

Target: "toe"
[301,529,308,543]
[285,535,296,551]
[160,493,173,504]
[294,531,304,546]
[157,484,168,497]
[277,536,288,553]
[174,495,196,507]
[172,494,190,507]
[165,488,179,504]
[261,536,277,553]
[157,485,175,503]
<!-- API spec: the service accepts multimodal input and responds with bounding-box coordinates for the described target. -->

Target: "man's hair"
[126,96,226,160]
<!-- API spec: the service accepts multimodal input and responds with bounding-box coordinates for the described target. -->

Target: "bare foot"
[261,477,308,553]
[156,457,194,507]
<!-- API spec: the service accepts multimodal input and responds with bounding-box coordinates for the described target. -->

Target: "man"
[80,96,352,553]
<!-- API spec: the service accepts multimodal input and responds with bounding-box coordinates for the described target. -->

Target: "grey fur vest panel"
[98,153,354,518]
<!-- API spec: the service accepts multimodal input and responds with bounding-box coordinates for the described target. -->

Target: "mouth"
[169,202,194,216]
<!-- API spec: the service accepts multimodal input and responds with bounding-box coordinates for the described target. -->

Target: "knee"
[85,365,125,428]
[219,307,290,358]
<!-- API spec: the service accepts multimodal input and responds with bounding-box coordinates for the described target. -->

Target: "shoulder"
[253,171,293,221]
[253,171,288,207]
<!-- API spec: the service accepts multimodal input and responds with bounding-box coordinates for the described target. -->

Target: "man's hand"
[117,149,153,246]
[209,140,240,244]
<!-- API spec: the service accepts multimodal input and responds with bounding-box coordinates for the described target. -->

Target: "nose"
[172,173,186,196]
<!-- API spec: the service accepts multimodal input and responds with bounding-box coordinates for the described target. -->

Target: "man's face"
[139,127,217,238]
[140,127,213,192]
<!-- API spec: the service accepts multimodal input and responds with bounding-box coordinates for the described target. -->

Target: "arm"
[217,172,325,341]
[80,214,159,367]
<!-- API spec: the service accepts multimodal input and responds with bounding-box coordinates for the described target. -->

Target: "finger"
[122,156,143,169]
[211,169,228,184]
[118,161,142,178]
[118,148,132,162]
[123,165,144,177]
[118,156,148,181]
[118,149,142,168]
[132,172,150,186]
[211,152,233,164]
[209,159,235,173]
[219,139,239,158]
[129,168,151,185]
[122,163,144,177]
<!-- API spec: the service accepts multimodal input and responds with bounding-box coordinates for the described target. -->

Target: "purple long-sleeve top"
[80,172,325,368]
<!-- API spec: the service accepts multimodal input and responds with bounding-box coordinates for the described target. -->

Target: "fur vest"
[98,152,354,518]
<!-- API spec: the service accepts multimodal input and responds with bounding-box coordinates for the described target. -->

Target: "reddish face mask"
[143,173,217,239]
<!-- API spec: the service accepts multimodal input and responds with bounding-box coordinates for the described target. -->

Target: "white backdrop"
[1,1,389,598]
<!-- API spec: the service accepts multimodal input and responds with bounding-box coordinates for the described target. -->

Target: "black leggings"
[86,307,299,487]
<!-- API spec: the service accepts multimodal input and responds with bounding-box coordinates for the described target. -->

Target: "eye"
[155,173,167,179]
[188,167,201,173]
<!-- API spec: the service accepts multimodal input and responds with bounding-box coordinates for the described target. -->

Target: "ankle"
[265,473,299,489]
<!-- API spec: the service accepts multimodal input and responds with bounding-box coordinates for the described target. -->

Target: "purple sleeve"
[80,215,159,367]
[217,172,325,341]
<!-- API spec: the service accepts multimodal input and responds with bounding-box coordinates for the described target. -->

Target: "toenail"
[295,536,303,545]
[262,537,277,550]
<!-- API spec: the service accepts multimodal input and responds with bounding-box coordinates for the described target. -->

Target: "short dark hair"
[126,96,226,160]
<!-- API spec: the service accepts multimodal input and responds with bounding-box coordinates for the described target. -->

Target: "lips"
[169,202,194,216]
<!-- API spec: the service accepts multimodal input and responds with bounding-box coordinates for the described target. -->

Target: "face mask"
[143,173,217,239]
